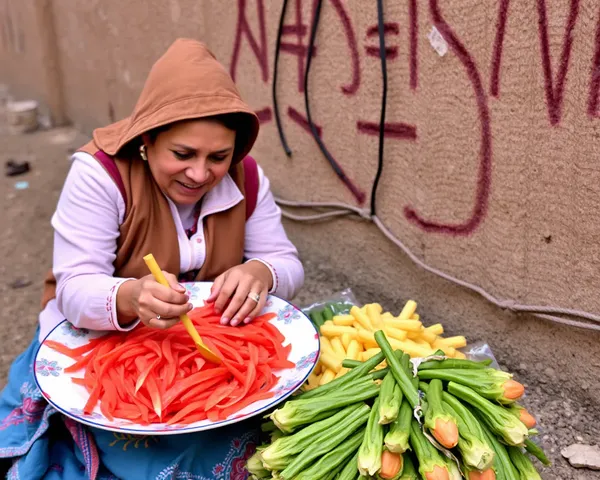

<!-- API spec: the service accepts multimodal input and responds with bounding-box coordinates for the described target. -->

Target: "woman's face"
[143,118,236,205]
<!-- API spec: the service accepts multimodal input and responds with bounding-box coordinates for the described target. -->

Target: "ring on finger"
[156,314,161,320]
[247,292,260,303]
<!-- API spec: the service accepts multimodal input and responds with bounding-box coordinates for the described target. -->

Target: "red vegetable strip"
[268,359,296,370]
[135,358,161,394]
[205,381,239,411]
[44,337,106,357]
[47,303,296,425]
[220,391,275,419]
[144,374,162,419]
[166,400,208,426]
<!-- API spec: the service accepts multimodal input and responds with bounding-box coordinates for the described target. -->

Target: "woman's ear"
[141,133,150,146]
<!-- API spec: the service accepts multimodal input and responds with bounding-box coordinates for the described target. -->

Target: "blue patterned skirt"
[0,331,260,480]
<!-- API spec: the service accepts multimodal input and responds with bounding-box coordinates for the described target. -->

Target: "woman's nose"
[185,161,210,184]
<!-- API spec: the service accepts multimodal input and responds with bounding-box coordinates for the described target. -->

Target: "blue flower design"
[277,304,301,324]
[68,408,103,420]
[61,322,89,338]
[184,283,202,301]
[35,358,62,377]
[272,378,302,396]
[295,351,318,371]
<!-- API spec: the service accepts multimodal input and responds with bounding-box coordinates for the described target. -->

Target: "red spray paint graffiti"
[536,0,580,126]
[409,0,418,90]
[588,7,600,118]
[230,0,600,235]
[490,0,510,97]
[403,0,492,236]
[230,0,269,83]
[365,23,399,60]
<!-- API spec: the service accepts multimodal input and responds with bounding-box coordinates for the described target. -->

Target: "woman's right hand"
[116,272,193,329]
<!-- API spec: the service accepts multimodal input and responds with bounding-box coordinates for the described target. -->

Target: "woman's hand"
[117,272,192,329]
[206,261,273,326]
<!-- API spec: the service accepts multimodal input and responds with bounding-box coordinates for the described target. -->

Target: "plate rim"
[34,286,319,435]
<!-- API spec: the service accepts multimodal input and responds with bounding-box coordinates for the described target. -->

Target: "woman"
[0,38,304,479]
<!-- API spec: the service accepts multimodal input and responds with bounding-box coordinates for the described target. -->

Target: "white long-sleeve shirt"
[38,152,304,341]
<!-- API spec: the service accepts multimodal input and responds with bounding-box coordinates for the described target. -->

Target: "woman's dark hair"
[145,113,253,164]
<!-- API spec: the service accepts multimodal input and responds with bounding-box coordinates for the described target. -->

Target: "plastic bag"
[464,342,500,369]
[301,288,358,328]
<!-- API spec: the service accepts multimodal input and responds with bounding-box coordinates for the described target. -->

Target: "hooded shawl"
[42,39,260,308]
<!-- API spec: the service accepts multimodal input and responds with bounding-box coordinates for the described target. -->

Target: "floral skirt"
[0,329,259,480]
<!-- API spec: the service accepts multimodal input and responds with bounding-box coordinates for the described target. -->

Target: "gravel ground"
[0,126,598,479]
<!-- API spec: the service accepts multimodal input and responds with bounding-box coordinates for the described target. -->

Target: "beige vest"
[41,142,247,308]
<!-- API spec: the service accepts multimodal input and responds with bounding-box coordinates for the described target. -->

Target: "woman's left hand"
[205,261,273,326]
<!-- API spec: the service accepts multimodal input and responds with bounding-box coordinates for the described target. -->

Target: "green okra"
[447,382,529,446]
[374,331,419,408]
[417,358,492,371]
[358,396,384,476]
[260,404,365,470]
[299,351,385,400]
[524,439,551,466]
[280,416,368,479]
[322,305,335,320]
[508,446,542,480]
[379,371,402,424]
[271,378,378,433]
[336,450,360,480]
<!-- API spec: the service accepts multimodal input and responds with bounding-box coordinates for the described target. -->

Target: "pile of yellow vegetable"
[307,300,468,389]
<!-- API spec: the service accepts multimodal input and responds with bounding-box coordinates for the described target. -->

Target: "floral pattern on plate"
[34,281,319,435]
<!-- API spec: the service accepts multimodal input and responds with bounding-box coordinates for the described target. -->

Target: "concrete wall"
[2,1,600,352]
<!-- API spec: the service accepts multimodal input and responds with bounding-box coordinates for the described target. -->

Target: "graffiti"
[365,23,399,60]
[230,0,269,83]
[279,0,316,93]
[231,0,600,235]
[409,0,418,90]
[536,0,580,126]
[0,0,25,54]
[403,0,492,236]
[356,120,416,140]
[587,7,600,118]
[288,106,322,136]
[254,107,273,123]
[489,0,510,97]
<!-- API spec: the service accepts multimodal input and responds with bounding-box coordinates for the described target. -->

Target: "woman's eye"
[173,151,193,160]
[211,155,227,162]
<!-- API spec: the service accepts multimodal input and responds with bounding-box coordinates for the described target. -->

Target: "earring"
[139,144,148,161]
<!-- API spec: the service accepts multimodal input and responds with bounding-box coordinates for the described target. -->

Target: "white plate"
[34,282,319,435]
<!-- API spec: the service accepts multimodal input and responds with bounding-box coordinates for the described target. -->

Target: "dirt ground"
[1,126,599,479]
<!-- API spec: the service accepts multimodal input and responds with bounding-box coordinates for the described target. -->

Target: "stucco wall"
[2,0,600,337]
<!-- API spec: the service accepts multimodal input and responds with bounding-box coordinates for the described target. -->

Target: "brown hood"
[92,38,259,163]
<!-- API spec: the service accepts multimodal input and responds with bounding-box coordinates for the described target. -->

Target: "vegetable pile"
[46,305,295,425]
[247,330,549,479]
[306,300,467,389]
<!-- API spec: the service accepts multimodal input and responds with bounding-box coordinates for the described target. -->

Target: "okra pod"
[281,420,367,479]
[478,412,520,480]
[310,309,325,328]
[384,397,413,453]
[507,446,542,480]
[358,396,384,476]
[418,358,492,371]
[524,439,551,466]
[447,382,529,446]
[260,404,364,470]
[271,378,378,432]
[379,371,402,424]
[374,331,419,408]
[336,450,360,480]
[322,305,335,320]
[299,352,385,399]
